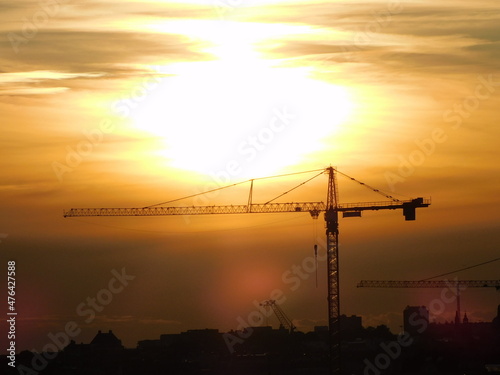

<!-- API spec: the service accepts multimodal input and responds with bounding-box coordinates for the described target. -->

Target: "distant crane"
[357,280,500,324]
[260,299,296,333]
[64,166,430,375]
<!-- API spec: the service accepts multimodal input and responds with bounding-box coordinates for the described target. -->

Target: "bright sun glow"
[126,20,354,177]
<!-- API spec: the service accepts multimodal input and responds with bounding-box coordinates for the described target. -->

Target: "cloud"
[0,70,105,83]
[0,0,216,95]
[0,70,106,95]
[93,315,136,323]
[0,30,210,84]
[241,1,500,81]
[138,318,182,325]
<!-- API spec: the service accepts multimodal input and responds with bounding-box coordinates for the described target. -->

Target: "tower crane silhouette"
[357,279,500,324]
[64,166,430,374]
[260,299,296,333]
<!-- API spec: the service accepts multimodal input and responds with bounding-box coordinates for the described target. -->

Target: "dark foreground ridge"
[3,308,500,375]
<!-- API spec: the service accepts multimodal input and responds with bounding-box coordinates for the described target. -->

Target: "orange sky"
[1,0,499,351]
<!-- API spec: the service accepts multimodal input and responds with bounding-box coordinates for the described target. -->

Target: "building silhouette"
[403,305,429,336]
[2,307,499,375]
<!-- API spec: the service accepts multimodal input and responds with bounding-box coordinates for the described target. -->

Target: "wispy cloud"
[0,70,105,95]
[244,1,500,80]
[0,70,105,83]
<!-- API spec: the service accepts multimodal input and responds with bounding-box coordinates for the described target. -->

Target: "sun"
[126,20,354,178]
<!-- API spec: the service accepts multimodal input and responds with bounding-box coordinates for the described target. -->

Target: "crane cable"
[144,179,249,208]
[420,256,500,281]
[315,245,318,288]
[145,167,403,208]
[333,168,402,202]
[144,168,325,208]
[310,199,320,288]
[264,170,325,204]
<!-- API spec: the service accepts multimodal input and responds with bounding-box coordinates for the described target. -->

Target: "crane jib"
[64,198,430,218]
[357,280,500,288]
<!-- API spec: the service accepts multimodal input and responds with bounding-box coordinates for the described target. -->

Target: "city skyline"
[4,308,500,375]
[1,0,499,355]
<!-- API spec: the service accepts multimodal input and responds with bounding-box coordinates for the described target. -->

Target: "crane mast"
[64,166,430,375]
[325,167,341,373]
